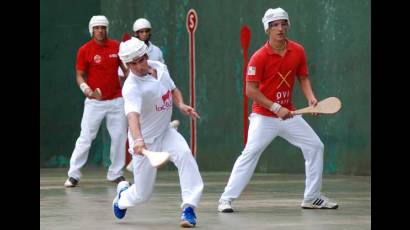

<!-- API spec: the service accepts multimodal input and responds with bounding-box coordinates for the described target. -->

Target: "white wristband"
[80,83,90,93]
[269,103,282,113]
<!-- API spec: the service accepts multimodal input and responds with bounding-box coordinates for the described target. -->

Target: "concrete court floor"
[40,168,370,230]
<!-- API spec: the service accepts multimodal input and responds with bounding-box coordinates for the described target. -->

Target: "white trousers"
[220,113,324,202]
[67,97,127,181]
[118,127,204,209]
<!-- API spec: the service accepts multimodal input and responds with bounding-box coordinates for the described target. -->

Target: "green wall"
[40,0,370,175]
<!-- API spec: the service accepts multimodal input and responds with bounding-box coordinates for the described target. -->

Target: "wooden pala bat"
[292,97,342,115]
[141,148,171,168]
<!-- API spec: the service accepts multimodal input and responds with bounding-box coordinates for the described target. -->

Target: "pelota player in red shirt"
[218,7,338,212]
[64,15,129,187]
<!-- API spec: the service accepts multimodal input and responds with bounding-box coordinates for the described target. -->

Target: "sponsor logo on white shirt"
[155,90,173,111]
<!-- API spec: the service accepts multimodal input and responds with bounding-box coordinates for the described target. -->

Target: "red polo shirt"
[246,40,308,117]
[76,39,122,100]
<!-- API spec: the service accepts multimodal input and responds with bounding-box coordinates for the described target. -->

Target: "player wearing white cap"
[113,37,203,228]
[64,15,128,187]
[123,17,176,172]
[132,18,165,63]
[217,7,338,212]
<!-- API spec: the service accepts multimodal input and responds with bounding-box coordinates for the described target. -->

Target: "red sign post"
[186,9,198,156]
[240,26,251,146]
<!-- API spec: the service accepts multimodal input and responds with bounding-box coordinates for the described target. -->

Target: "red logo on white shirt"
[156,90,172,111]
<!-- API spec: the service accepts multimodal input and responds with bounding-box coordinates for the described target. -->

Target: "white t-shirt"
[118,41,164,77]
[146,41,165,64]
[122,60,176,147]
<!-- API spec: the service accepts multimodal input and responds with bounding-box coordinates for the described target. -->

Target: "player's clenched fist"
[276,107,293,120]
[133,138,146,156]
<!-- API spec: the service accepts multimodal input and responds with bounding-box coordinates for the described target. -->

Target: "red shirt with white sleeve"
[76,39,122,100]
[246,40,309,117]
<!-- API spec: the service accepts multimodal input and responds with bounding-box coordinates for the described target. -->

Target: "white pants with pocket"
[220,113,324,202]
[67,97,127,181]
[118,127,204,209]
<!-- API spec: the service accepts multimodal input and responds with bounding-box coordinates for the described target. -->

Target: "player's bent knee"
[180,150,195,159]
[315,140,324,151]
[308,138,324,151]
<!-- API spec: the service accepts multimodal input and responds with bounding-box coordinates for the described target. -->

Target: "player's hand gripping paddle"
[292,97,342,115]
[141,148,171,168]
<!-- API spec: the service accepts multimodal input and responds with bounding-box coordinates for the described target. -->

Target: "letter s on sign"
[189,14,195,30]
[186,9,197,33]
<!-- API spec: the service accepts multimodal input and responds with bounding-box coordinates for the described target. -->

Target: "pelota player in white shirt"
[113,37,203,228]
[122,18,169,172]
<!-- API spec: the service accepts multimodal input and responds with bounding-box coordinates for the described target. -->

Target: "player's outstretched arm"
[172,88,200,119]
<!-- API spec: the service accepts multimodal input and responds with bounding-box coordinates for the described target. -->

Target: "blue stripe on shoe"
[118,187,128,199]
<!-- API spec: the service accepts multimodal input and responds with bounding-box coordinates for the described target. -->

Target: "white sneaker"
[113,181,130,205]
[218,199,234,212]
[113,181,130,219]
[301,195,338,209]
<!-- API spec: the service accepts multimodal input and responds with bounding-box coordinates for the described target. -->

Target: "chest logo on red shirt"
[155,90,173,111]
[93,55,102,64]
[277,70,291,89]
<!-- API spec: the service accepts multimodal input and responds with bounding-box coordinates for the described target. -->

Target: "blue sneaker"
[180,206,197,228]
[112,181,130,219]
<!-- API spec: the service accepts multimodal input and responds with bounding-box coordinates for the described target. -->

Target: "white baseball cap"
[262,8,290,32]
[89,15,109,37]
[118,37,148,63]
[133,18,152,32]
